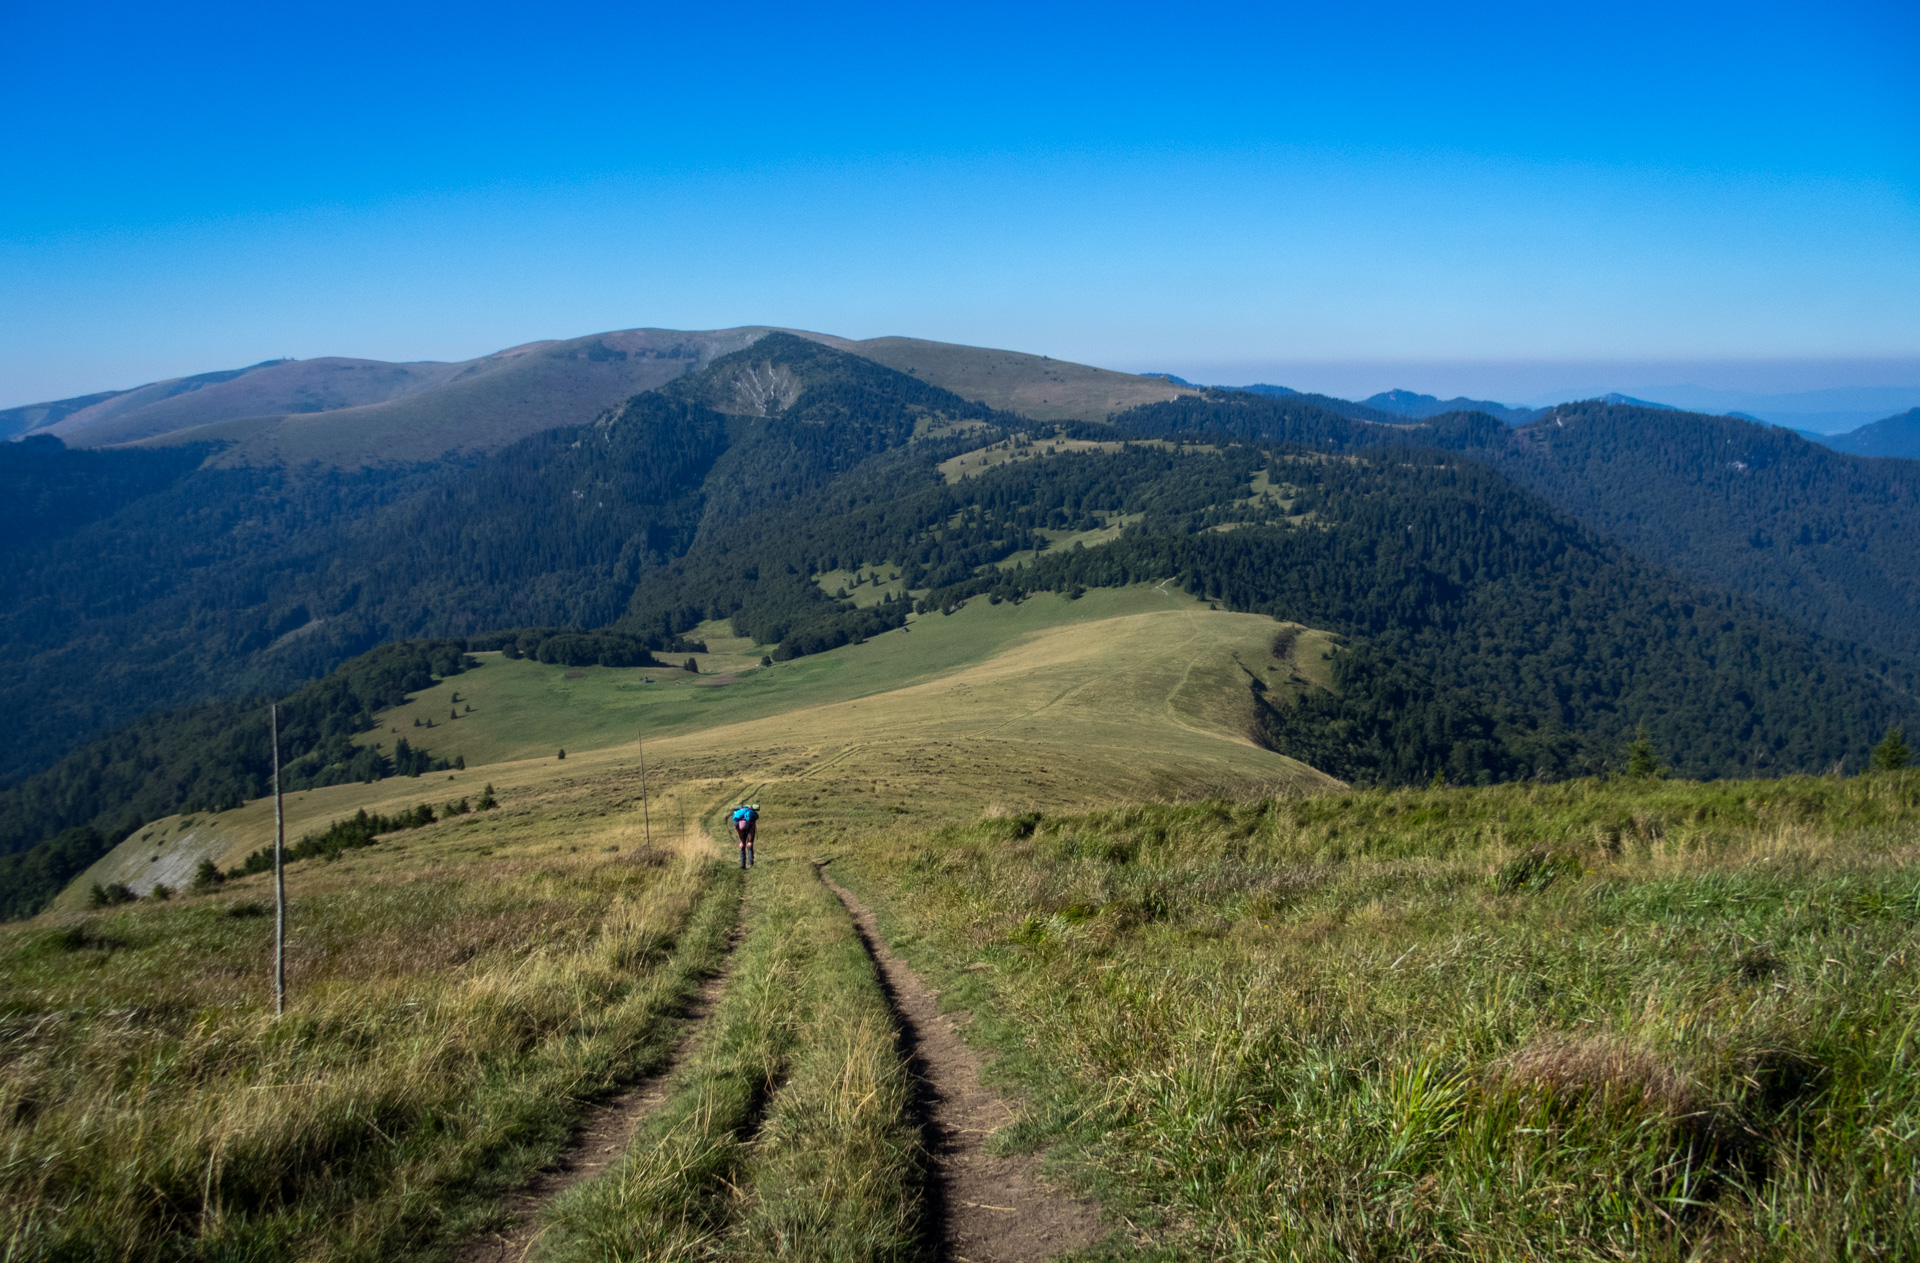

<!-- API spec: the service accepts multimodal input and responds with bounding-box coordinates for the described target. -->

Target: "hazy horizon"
[9,338,1920,435]
[4,1,1913,413]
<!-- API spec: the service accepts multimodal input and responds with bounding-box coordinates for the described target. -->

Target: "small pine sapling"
[1625,726,1666,779]
[1872,726,1911,772]
[190,858,225,892]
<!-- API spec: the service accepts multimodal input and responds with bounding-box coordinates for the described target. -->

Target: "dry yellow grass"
[65,592,1338,903]
[2,763,743,1260]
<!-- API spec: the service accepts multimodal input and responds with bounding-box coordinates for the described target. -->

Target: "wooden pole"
[637,728,652,850]
[271,703,286,1018]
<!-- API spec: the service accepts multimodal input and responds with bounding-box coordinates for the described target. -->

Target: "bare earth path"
[454,903,742,1263]
[818,863,1103,1263]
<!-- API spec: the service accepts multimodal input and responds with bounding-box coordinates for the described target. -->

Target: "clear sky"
[3,0,1915,407]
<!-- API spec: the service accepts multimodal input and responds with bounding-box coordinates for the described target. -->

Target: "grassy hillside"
[23,326,1190,460]
[144,328,771,467]
[56,586,1334,905]
[808,332,1193,422]
[7,682,1915,1257]
[9,336,1920,904]
[41,357,464,448]
[0,386,133,439]
[826,769,1920,1259]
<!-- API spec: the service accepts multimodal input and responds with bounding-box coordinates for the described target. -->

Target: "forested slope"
[770,440,1915,783]
[0,335,1002,785]
[1471,402,1920,665]
[1117,390,1920,670]
[1813,408,1920,460]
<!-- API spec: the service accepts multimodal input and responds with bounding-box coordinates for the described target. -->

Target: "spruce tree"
[1872,726,1911,772]
[1625,726,1664,779]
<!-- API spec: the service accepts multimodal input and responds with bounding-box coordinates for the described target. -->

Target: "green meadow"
[355,585,1273,769]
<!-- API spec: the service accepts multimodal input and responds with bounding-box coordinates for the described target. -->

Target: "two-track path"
[818,863,1102,1263]
[454,850,1099,1263]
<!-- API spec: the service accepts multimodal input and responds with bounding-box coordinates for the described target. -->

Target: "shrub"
[88,882,137,908]
[190,858,225,892]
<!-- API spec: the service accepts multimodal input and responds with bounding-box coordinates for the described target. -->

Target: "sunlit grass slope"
[809,333,1194,424]
[360,585,1299,768]
[59,587,1338,907]
[828,772,1920,1261]
[2,770,743,1261]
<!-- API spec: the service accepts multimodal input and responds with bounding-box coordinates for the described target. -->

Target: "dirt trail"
[818,864,1102,1263]
[454,905,741,1263]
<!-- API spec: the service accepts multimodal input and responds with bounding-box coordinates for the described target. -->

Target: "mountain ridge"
[8,328,1189,467]
[1805,407,1920,460]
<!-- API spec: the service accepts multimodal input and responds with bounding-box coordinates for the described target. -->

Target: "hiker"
[732,803,758,868]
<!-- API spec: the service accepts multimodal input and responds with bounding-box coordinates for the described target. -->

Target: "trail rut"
[454,904,742,1263]
[818,863,1102,1263]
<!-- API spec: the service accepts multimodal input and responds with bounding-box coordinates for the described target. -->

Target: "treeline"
[619,439,1258,656]
[230,798,481,873]
[0,452,446,786]
[0,393,727,785]
[1115,391,1920,676]
[0,657,464,916]
[0,826,117,920]
[0,639,475,876]
[622,430,1918,784]
[1111,388,1507,452]
[468,627,663,667]
[0,434,212,549]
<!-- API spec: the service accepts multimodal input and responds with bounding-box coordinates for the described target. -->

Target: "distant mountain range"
[3,331,1191,467]
[1620,384,1920,435]
[1189,382,1920,460]
[1354,389,1543,426]
[17,336,1918,467]
[1799,409,1920,460]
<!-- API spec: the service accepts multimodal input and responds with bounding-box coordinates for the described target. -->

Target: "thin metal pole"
[271,703,286,1018]
[637,728,653,849]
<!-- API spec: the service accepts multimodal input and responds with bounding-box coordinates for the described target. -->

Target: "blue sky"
[3,0,1915,407]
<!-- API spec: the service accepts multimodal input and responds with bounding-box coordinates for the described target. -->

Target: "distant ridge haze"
[10,329,1919,464]
[2,327,1192,465]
